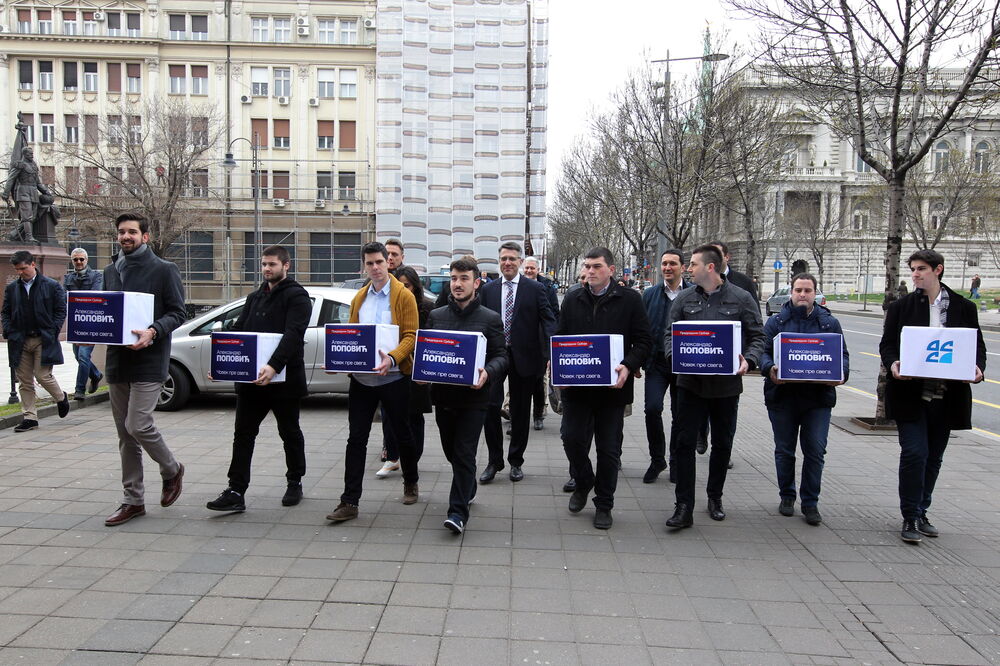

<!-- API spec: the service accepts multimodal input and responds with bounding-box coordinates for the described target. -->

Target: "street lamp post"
[222,134,262,274]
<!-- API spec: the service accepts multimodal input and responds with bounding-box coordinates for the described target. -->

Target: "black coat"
[409,298,434,414]
[425,296,508,409]
[879,284,987,429]
[555,282,652,407]
[232,279,312,398]
[725,268,759,308]
[480,275,556,377]
[63,267,103,292]
[2,274,66,368]
[103,246,186,383]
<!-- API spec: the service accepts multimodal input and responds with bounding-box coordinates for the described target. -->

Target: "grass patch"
[0,385,110,419]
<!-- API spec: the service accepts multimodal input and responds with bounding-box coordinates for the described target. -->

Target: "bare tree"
[49,97,225,257]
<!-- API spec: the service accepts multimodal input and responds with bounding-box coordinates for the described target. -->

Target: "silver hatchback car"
[157,286,358,410]
[765,286,827,316]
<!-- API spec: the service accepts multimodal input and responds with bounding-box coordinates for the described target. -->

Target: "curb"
[0,391,110,431]
[826,304,1000,333]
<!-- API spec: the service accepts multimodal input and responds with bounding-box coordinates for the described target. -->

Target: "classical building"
[0,0,377,305]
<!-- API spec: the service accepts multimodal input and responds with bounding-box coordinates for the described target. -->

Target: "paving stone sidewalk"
[0,376,998,665]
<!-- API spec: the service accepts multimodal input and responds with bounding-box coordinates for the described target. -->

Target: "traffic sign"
[773,261,783,270]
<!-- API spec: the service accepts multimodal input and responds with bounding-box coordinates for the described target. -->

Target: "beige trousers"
[16,336,65,420]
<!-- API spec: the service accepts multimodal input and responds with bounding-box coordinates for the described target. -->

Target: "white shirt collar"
[504,274,520,286]
[368,279,391,297]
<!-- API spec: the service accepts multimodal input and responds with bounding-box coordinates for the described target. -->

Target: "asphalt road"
[832,310,1000,439]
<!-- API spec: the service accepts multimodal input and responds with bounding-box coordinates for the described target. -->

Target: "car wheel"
[157,363,192,411]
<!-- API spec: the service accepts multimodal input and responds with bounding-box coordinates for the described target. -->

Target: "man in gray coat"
[102,213,187,527]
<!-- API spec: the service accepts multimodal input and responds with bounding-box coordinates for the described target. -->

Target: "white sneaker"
[375,460,400,478]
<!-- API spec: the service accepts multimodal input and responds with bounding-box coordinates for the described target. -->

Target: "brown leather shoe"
[402,483,419,505]
[326,502,358,522]
[161,463,184,507]
[105,504,146,526]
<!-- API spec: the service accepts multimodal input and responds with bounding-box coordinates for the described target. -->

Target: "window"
[18,60,33,91]
[251,118,269,147]
[274,68,291,97]
[191,65,208,95]
[317,120,335,149]
[190,170,209,197]
[251,17,269,42]
[106,12,121,36]
[852,204,869,230]
[975,141,990,174]
[37,9,52,34]
[84,115,98,144]
[169,14,187,39]
[108,115,124,145]
[63,10,78,34]
[251,67,268,96]
[339,172,356,199]
[65,166,80,194]
[339,120,356,150]
[127,12,141,37]
[192,117,208,147]
[191,15,208,40]
[968,251,982,267]
[310,233,332,282]
[251,170,269,199]
[83,62,98,92]
[340,69,357,98]
[317,172,334,199]
[107,63,121,93]
[334,232,362,281]
[126,63,141,93]
[129,116,142,144]
[245,231,296,280]
[169,65,186,94]
[273,18,291,42]
[273,171,290,199]
[856,154,873,173]
[82,11,97,35]
[16,8,31,32]
[65,115,79,144]
[273,119,290,148]
[168,231,214,280]
[21,114,35,142]
[930,203,945,230]
[84,167,100,194]
[38,61,53,91]
[340,19,357,44]
[318,19,337,43]
[40,115,55,143]
[64,62,78,91]
[318,69,336,98]
[933,140,950,173]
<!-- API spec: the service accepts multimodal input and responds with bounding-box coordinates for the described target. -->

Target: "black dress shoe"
[779,497,794,517]
[562,478,577,492]
[479,464,502,484]
[13,419,38,433]
[568,486,590,513]
[665,503,693,528]
[802,506,822,526]
[917,514,938,537]
[901,519,922,543]
[707,498,726,521]
[727,460,735,470]
[643,461,667,484]
[57,392,71,418]
[509,466,524,482]
[207,488,246,512]
[282,483,303,506]
[593,509,613,530]
[695,436,708,455]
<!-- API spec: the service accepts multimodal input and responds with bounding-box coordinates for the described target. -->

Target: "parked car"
[157,286,357,411]
[765,286,827,316]
[419,274,451,298]
[339,277,368,290]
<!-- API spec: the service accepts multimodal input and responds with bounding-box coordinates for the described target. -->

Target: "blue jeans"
[897,398,950,520]
[971,287,980,299]
[72,344,102,394]
[767,404,831,508]
[643,361,677,467]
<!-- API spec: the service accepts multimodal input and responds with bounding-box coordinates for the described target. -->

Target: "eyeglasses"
[72,258,87,262]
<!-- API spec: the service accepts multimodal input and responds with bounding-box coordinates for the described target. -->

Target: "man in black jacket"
[425,257,508,534]
[523,256,559,429]
[102,213,187,527]
[879,249,986,544]
[207,245,312,513]
[64,248,104,399]
[710,241,758,306]
[557,247,652,530]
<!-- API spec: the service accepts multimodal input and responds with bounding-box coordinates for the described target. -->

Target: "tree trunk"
[874,174,906,424]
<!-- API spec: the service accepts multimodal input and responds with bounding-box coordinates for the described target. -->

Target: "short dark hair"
[10,250,34,266]
[116,212,149,234]
[450,257,479,275]
[361,241,388,260]
[384,238,404,253]
[661,248,686,265]
[708,240,729,256]
[908,249,945,276]
[394,265,425,303]
[584,247,614,266]
[692,244,723,272]
[262,245,291,265]
[499,241,522,256]
[791,272,817,290]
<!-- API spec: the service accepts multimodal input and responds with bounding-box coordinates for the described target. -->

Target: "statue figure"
[3,145,50,243]
[34,193,61,241]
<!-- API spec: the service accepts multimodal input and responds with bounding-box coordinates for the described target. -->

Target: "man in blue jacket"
[759,273,849,526]
[64,248,104,399]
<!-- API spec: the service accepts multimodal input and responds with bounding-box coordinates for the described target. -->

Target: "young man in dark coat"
[879,249,986,544]
[207,245,312,512]
[2,250,70,432]
[102,213,187,526]
[557,247,652,530]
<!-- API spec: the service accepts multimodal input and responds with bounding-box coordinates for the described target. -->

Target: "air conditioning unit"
[272,198,286,208]
[308,97,319,107]
[0,25,8,33]
[297,26,309,37]
[314,199,326,208]
[240,94,252,104]
[93,11,105,21]
[363,18,375,29]
[277,96,289,105]
[296,16,309,27]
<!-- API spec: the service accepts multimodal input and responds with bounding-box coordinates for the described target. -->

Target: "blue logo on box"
[326,326,375,372]
[925,340,953,364]
[68,293,124,342]
[552,336,611,385]
[211,335,257,382]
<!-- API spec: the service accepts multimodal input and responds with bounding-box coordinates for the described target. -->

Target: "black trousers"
[228,386,306,494]
[561,397,625,510]
[531,374,547,419]
[341,376,419,505]
[436,406,486,523]
[484,359,540,467]
[674,387,739,507]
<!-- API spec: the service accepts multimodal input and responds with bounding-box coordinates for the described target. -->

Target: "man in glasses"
[63,248,104,399]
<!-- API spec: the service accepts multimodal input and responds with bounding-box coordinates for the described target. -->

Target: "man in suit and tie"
[480,241,557,483]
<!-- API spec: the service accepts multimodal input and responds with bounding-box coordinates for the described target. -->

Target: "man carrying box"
[102,213,187,526]
[759,273,849,526]
[664,244,764,528]
[327,242,420,523]
[207,245,312,513]
[557,247,651,530]
[423,257,507,534]
[879,249,986,544]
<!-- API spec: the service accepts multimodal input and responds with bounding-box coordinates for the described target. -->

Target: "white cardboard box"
[899,326,978,381]
[66,290,155,345]
[670,320,741,375]
[210,332,286,383]
[324,323,400,373]
[550,334,624,387]
[412,328,487,385]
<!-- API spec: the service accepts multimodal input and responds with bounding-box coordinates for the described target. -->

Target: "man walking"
[880,249,986,543]
[63,248,104,400]
[641,249,690,484]
[103,213,187,526]
[207,246,312,513]
[327,242,420,523]
[664,245,764,528]
[2,250,71,432]
[558,247,651,529]
[970,274,981,300]
[480,242,556,483]
[759,273,849,525]
[426,257,508,533]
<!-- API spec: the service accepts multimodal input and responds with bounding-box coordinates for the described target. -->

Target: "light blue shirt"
[354,279,401,386]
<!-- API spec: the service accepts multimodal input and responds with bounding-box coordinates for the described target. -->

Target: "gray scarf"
[115,242,150,285]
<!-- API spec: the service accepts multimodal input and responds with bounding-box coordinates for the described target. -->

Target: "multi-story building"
[1,0,377,305]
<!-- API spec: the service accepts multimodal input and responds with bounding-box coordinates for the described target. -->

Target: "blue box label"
[551,335,618,386]
[211,334,258,382]
[412,331,482,385]
[671,322,738,374]
[68,292,124,342]
[326,325,376,372]
[776,333,843,382]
